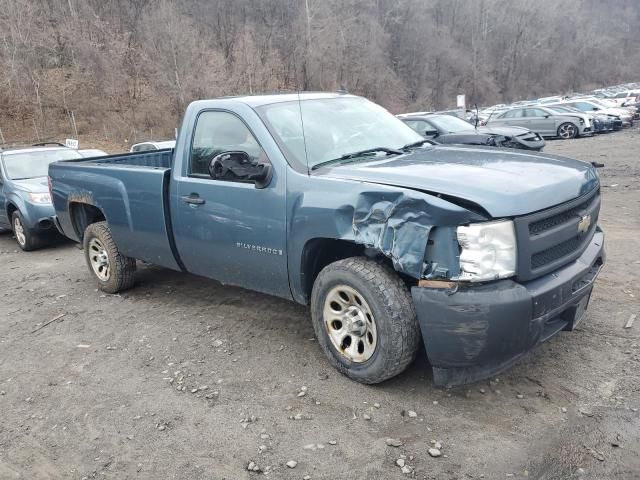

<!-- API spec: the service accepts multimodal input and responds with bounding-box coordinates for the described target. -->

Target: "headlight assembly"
[456,220,517,282]
[28,192,52,204]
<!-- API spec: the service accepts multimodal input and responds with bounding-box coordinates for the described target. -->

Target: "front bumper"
[412,230,605,387]
[23,202,57,231]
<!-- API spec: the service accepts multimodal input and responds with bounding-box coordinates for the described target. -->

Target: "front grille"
[529,196,594,235]
[514,188,600,281]
[531,236,582,269]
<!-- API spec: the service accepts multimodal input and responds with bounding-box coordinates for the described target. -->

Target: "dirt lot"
[0,129,638,480]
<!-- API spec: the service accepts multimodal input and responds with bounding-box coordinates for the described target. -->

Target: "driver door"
[170,110,289,298]
[525,108,553,135]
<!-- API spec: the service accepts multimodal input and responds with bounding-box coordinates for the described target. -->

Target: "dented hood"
[316,145,599,217]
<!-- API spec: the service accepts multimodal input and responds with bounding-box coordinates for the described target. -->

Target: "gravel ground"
[0,128,639,480]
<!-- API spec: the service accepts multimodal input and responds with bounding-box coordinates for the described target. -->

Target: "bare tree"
[0,0,639,144]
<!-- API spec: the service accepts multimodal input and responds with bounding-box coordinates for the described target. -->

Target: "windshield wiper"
[401,139,435,150]
[311,147,403,171]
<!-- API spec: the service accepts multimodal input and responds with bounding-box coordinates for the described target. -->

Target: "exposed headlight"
[28,192,52,204]
[456,220,517,282]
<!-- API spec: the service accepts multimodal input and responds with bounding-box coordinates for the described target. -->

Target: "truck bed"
[72,149,173,169]
[49,149,181,271]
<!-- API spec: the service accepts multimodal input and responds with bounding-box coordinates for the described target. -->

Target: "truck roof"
[191,91,354,109]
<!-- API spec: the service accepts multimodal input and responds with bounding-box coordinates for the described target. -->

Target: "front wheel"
[310,257,421,384]
[83,221,136,293]
[557,122,578,139]
[12,211,39,251]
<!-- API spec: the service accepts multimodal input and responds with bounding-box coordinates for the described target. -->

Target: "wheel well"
[6,202,18,220]
[300,238,367,302]
[69,202,106,240]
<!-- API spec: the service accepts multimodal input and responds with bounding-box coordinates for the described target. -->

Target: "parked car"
[78,149,108,158]
[555,99,634,126]
[609,90,640,107]
[592,97,639,118]
[49,93,604,387]
[543,105,613,133]
[537,96,565,105]
[399,113,545,150]
[566,106,620,131]
[486,106,591,139]
[129,140,175,152]
[0,144,82,250]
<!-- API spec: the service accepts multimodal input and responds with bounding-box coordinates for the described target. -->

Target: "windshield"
[587,98,609,108]
[257,97,422,170]
[426,115,474,133]
[2,149,81,179]
[595,98,617,107]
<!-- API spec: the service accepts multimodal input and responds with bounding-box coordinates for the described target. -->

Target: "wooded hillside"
[1,0,639,144]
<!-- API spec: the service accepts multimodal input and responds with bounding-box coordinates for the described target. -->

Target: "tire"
[557,122,578,139]
[12,211,40,251]
[310,257,421,384]
[83,221,136,293]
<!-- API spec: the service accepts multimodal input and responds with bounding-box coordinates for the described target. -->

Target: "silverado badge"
[577,214,591,234]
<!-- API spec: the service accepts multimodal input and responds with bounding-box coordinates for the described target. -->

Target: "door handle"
[181,194,205,205]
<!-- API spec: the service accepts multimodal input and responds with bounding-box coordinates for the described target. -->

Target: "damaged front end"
[340,186,604,388]
[348,190,485,280]
[407,191,604,388]
[488,132,545,151]
[303,145,603,387]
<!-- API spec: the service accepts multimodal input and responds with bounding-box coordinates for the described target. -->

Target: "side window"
[501,109,523,119]
[403,120,429,134]
[573,102,596,111]
[526,108,547,118]
[190,111,267,177]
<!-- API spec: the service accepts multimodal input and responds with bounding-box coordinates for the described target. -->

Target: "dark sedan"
[399,113,545,151]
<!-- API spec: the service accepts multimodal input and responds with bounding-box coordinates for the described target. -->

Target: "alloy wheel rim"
[13,217,26,246]
[559,124,576,138]
[323,285,377,363]
[88,238,110,281]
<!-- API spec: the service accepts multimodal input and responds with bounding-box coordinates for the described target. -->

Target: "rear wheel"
[83,221,136,293]
[310,257,421,384]
[12,211,39,251]
[557,122,578,139]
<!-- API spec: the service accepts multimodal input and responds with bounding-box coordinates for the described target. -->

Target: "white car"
[129,140,176,153]
[608,91,640,107]
[77,149,108,158]
[552,99,633,126]
[581,97,637,117]
[537,96,564,104]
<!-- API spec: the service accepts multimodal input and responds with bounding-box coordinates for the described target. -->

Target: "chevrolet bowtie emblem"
[577,214,591,233]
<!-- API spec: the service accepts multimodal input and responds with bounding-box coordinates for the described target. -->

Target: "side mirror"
[544,114,550,118]
[208,151,273,189]
[592,107,599,111]
[424,129,439,138]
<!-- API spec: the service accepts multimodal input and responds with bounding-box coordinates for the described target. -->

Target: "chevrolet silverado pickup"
[48,93,605,387]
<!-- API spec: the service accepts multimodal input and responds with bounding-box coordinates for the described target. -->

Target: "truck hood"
[11,177,50,193]
[315,145,599,217]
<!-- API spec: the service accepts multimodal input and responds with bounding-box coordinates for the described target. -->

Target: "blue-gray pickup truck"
[48,93,605,387]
